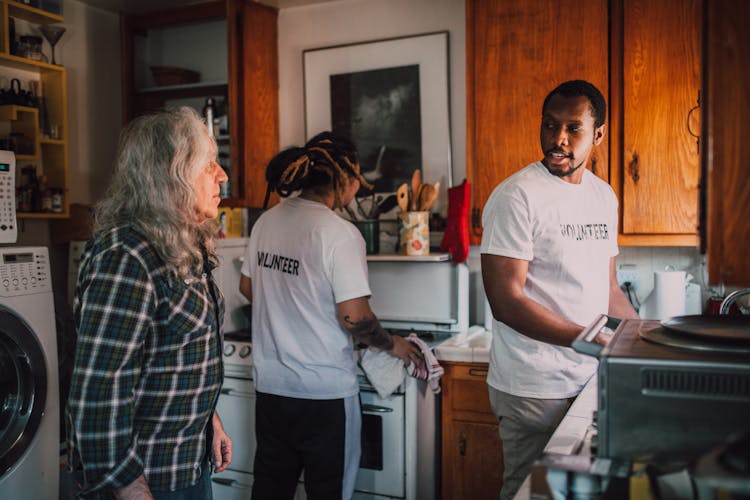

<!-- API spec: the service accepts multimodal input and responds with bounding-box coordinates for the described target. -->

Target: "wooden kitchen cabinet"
[610,0,701,246]
[441,361,503,500]
[121,0,278,208]
[466,0,609,245]
[467,0,701,247]
[0,0,69,218]
[703,0,750,286]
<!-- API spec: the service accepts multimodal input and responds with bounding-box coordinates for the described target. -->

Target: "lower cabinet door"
[445,420,503,500]
[211,469,253,500]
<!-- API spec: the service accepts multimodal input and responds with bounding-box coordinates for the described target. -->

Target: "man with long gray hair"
[67,107,232,499]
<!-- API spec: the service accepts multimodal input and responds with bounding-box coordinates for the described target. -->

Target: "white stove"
[212,332,255,499]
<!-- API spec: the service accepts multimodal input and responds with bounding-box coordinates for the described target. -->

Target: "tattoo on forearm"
[344,315,394,350]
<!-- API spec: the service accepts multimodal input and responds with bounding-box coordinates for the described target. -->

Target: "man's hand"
[211,413,232,473]
[594,331,613,347]
[389,335,424,367]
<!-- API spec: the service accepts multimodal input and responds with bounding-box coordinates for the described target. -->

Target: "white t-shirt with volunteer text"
[240,197,371,399]
[480,162,619,398]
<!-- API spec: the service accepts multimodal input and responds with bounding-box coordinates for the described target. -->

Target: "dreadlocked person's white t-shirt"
[481,162,619,398]
[241,196,371,399]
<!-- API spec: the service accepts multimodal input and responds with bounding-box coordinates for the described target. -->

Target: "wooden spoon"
[396,182,410,212]
[418,182,440,211]
[410,169,422,210]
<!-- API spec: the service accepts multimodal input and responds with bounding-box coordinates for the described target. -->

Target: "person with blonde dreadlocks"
[239,132,422,500]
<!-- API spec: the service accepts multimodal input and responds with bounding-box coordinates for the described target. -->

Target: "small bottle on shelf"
[203,97,216,137]
[51,189,63,213]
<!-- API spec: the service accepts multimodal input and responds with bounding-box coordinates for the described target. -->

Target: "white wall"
[278,0,466,185]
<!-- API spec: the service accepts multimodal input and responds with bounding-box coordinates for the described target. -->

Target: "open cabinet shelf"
[1,0,69,219]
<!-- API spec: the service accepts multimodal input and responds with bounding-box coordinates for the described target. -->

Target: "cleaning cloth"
[405,333,444,394]
[360,347,406,399]
[359,334,445,398]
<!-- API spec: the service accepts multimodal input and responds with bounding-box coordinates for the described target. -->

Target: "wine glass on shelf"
[38,24,66,65]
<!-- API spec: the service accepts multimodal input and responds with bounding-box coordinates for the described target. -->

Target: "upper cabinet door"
[618,0,701,235]
[704,0,750,286]
[467,0,609,245]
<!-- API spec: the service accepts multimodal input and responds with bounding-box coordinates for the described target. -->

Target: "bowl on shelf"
[149,66,201,86]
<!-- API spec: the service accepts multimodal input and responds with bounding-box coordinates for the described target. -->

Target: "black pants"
[251,392,346,500]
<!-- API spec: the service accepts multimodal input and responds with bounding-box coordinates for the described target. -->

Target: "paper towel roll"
[639,271,687,320]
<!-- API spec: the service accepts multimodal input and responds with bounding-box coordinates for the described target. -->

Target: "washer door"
[0,305,47,477]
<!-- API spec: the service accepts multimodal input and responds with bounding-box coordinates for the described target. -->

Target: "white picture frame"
[303,31,453,217]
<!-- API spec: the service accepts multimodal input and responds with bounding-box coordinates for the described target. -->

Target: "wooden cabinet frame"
[120,0,278,208]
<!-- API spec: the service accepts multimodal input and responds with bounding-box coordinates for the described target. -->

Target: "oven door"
[355,390,405,498]
[214,375,256,474]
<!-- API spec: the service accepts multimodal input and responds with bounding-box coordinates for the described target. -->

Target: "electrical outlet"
[616,265,639,289]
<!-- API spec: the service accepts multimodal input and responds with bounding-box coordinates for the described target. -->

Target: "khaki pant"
[488,387,574,500]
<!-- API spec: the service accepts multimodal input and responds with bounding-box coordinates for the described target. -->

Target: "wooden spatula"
[396,182,410,212]
[410,169,422,210]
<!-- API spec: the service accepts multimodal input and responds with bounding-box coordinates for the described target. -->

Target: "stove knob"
[239,345,252,358]
[223,344,236,356]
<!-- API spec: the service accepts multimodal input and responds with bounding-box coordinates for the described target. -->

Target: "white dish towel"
[359,333,444,399]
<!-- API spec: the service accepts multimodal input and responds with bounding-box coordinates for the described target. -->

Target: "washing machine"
[0,246,59,499]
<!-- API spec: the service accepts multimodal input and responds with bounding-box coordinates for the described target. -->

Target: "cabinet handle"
[687,90,701,155]
[469,368,488,377]
[630,152,640,183]
[471,207,483,237]
[459,431,467,457]
[591,156,598,176]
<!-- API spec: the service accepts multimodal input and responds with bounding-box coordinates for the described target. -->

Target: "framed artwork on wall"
[303,31,452,217]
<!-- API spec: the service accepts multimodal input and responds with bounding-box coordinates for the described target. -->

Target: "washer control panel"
[0,150,17,244]
[0,247,51,295]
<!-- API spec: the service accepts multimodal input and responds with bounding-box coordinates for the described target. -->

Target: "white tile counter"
[433,325,491,363]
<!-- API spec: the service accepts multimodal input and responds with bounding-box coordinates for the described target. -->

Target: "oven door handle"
[220,388,255,398]
[361,403,394,413]
[212,477,252,489]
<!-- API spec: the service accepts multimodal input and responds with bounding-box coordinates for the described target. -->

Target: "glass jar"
[19,35,44,61]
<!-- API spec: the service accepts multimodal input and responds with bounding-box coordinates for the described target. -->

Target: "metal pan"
[660,315,750,342]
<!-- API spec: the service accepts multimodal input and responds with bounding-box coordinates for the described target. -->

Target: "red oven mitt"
[439,180,470,263]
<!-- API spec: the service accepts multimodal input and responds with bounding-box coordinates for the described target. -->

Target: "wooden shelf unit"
[0,0,69,218]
